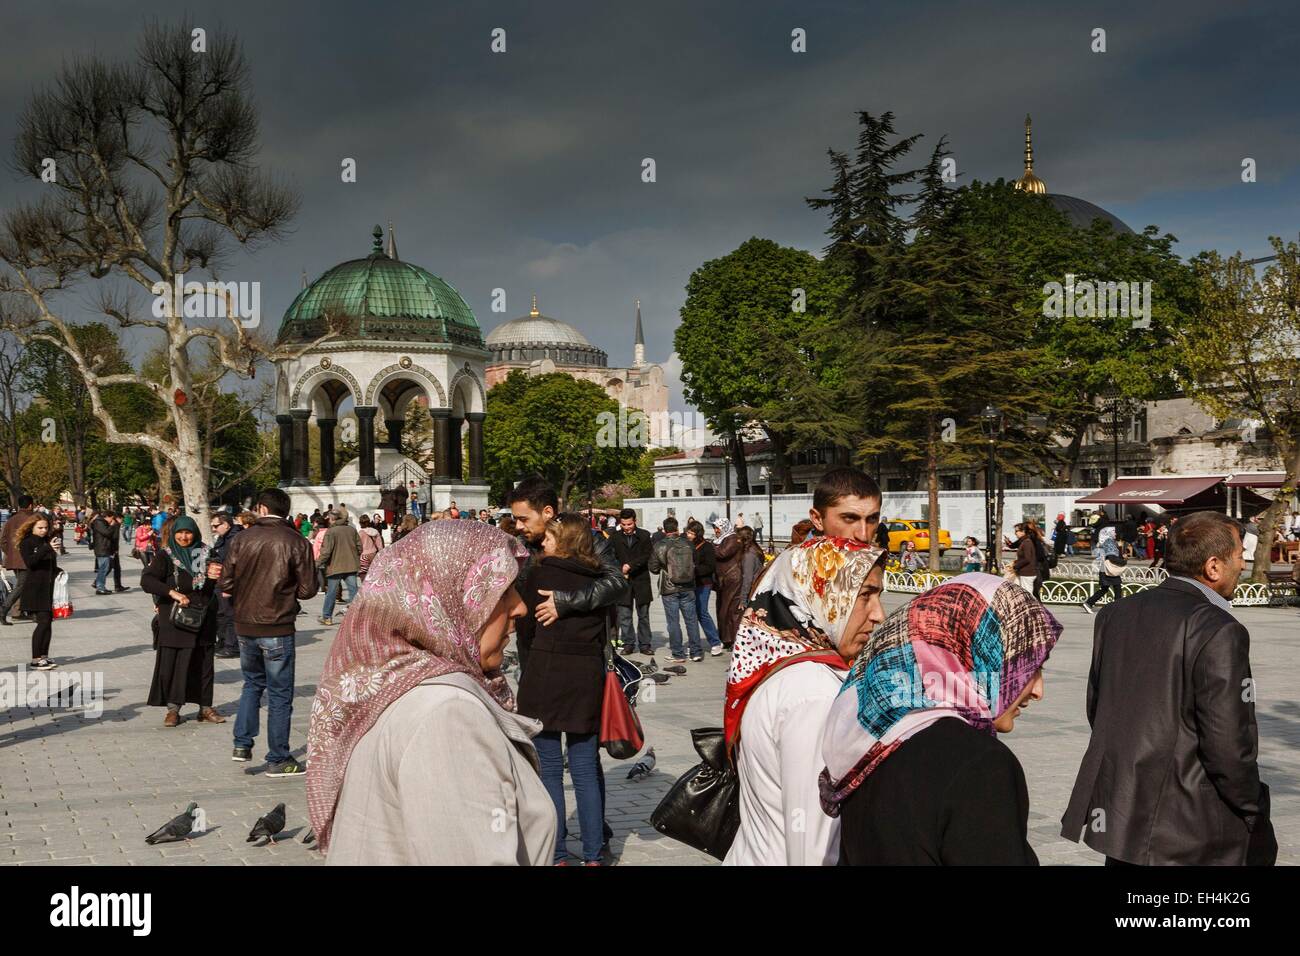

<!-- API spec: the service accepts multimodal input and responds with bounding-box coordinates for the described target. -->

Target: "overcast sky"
[3,0,1298,412]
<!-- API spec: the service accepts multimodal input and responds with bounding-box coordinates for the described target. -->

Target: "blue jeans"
[617,602,653,651]
[661,589,701,659]
[694,585,722,648]
[534,731,604,863]
[94,555,111,590]
[321,573,358,619]
[234,635,296,765]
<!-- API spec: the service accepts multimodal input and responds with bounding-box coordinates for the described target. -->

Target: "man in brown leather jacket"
[1061,511,1276,865]
[217,488,318,776]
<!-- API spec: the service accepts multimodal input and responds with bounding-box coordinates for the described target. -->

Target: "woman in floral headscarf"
[308,519,557,865]
[723,536,887,866]
[820,573,1062,865]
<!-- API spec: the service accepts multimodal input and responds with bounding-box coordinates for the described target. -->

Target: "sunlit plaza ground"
[1,546,1297,866]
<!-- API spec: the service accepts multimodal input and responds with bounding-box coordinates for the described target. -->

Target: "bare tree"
[0,20,334,527]
[0,335,31,504]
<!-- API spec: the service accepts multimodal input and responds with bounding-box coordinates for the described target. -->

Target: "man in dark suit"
[609,508,654,655]
[1061,510,1276,865]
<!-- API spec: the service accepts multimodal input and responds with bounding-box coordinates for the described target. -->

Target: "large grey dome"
[485,297,608,368]
[1047,194,1134,235]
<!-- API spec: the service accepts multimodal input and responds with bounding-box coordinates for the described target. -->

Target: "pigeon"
[247,803,287,846]
[301,827,317,848]
[640,657,659,674]
[645,672,671,684]
[662,664,687,676]
[145,803,199,845]
[626,748,656,781]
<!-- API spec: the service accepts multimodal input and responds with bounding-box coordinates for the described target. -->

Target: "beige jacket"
[327,672,557,866]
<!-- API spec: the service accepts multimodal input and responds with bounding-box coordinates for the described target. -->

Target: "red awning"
[1076,476,1226,505]
[1224,472,1287,488]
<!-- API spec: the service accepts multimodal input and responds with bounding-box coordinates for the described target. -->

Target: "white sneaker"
[1081,602,1094,615]
[710,645,723,657]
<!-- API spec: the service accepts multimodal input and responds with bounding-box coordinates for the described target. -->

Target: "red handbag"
[599,664,644,759]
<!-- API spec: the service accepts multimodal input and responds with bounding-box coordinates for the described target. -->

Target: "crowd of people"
[0,466,1283,867]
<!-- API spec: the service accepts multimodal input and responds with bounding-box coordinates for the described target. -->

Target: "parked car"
[885,519,952,554]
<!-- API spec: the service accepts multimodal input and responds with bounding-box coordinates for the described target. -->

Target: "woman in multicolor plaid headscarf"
[820,572,1062,865]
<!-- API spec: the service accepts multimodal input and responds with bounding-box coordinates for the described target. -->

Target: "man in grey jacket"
[318,512,362,626]
[648,516,702,663]
[1061,510,1276,865]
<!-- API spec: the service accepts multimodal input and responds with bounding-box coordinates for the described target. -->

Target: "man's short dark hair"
[17,495,33,509]
[213,513,232,527]
[662,516,679,534]
[619,508,636,521]
[813,467,881,514]
[1165,511,1241,578]
[505,475,559,513]
[256,488,291,518]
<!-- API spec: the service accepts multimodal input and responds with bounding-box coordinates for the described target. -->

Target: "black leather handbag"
[169,598,206,633]
[650,727,739,860]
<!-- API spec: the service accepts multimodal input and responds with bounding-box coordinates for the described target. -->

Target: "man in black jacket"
[91,512,119,594]
[506,476,629,676]
[1061,511,1276,865]
[209,512,241,658]
[609,509,653,655]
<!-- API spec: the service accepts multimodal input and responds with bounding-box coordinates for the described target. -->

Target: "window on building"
[684,490,693,496]
[887,478,910,492]
[660,490,667,498]
[752,485,766,495]
[672,490,679,497]
[1081,468,1109,488]
[939,474,962,491]
[702,487,715,497]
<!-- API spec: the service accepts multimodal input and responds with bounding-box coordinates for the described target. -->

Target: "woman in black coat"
[515,513,610,865]
[140,515,223,727]
[18,515,60,670]
[684,521,722,656]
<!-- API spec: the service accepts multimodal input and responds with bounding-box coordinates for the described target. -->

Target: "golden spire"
[530,294,539,317]
[1014,114,1046,194]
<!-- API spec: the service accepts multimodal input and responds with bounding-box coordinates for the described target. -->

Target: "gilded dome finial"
[1014,114,1046,194]
[530,294,539,317]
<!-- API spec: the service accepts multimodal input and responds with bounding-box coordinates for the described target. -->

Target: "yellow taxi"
[885,519,953,554]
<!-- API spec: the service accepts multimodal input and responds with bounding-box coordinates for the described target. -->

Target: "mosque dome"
[485,296,608,368]
[1013,115,1133,235]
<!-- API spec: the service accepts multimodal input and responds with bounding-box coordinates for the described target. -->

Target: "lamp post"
[980,404,1004,572]
[759,464,775,556]
[712,436,733,521]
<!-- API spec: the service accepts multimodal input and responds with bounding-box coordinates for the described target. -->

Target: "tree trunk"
[927,417,940,571]
[731,432,751,495]
[1250,448,1298,583]
[1061,422,1088,486]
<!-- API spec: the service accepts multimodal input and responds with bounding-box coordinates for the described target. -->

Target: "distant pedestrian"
[1,495,37,625]
[608,509,653,655]
[1081,526,1125,614]
[357,513,384,579]
[209,512,241,659]
[750,510,764,549]
[17,514,59,670]
[962,536,983,573]
[684,520,723,657]
[217,488,318,776]
[648,516,701,663]
[712,518,744,649]
[318,512,362,626]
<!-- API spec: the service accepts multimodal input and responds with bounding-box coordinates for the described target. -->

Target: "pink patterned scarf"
[306,519,528,851]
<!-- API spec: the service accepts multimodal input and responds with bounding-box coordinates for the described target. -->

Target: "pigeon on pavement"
[247,803,287,846]
[626,748,656,781]
[145,803,200,845]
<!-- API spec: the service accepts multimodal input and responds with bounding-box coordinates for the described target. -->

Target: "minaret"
[633,299,646,367]
[301,269,308,289]
[1014,114,1046,194]
[386,221,399,260]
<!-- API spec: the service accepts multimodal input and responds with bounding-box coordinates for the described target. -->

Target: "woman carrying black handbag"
[140,515,224,728]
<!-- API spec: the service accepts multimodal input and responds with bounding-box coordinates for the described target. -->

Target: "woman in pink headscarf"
[307,520,557,865]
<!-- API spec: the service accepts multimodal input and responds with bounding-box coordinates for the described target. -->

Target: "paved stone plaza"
[1,546,1296,866]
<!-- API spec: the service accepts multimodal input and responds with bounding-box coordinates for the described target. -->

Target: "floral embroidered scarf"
[819,573,1061,816]
[724,535,885,751]
[306,519,528,851]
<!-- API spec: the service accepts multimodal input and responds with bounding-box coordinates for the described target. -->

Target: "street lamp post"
[711,436,733,521]
[980,404,1004,573]
[759,464,775,556]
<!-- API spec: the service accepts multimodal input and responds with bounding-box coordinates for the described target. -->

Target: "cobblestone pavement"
[2,547,1296,865]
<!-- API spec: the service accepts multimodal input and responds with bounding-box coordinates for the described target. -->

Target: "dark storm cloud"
[2,1,1297,411]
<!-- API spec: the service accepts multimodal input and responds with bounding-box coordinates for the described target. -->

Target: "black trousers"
[110,554,124,589]
[31,610,52,659]
[3,569,27,616]
[1086,573,1124,607]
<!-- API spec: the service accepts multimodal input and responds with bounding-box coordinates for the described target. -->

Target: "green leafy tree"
[484,371,638,507]
[621,445,681,498]
[1177,239,1300,580]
